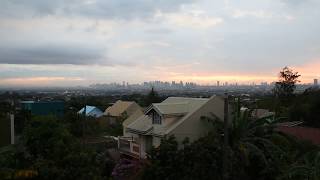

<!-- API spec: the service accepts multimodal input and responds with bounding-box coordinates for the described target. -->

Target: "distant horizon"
[0,76,318,89]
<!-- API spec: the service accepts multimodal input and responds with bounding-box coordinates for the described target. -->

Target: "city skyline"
[0,0,320,87]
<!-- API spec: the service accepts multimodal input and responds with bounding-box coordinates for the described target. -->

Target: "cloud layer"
[0,0,319,86]
[0,0,194,19]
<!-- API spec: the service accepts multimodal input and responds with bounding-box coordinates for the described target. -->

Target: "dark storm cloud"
[0,0,194,19]
[0,44,109,65]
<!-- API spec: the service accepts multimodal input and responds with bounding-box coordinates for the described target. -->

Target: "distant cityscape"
[88,78,319,90]
[0,79,318,98]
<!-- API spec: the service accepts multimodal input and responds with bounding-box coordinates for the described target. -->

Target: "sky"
[0,0,320,87]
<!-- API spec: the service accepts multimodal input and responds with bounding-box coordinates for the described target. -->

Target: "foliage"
[0,101,11,116]
[112,158,143,180]
[143,87,161,106]
[0,115,11,147]
[0,115,111,179]
[142,135,224,180]
[288,88,320,127]
[208,108,287,180]
[62,111,124,137]
[142,105,298,180]
[279,149,320,180]
[66,96,113,113]
[273,66,300,105]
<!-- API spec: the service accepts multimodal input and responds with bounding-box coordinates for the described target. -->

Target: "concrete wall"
[152,136,161,147]
[169,96,227,145]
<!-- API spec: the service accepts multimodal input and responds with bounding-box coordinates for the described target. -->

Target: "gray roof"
[104,100,136,117]
[147,97,209,116]
[123,109,144,127]
[127,115,153,134]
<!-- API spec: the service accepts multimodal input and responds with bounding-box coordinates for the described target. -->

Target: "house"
[78,105,103,118]
[276,123,320,145]
[104,100,143,124]
[21,100,64,117]
[119,96,228,159]
[252,109,275,119]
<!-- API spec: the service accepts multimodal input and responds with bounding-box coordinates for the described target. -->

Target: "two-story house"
[118,96,227,159]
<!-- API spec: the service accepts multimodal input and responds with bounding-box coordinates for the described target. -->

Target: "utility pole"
[223,93,229,180]
[10,99,15,145]
[10,114,14,145]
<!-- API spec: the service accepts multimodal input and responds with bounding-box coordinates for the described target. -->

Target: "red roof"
[276,126,320,145]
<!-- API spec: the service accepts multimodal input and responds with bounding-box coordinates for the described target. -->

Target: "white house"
[118,96,228,159]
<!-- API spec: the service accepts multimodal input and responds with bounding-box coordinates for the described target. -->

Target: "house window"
[152,112,162,124]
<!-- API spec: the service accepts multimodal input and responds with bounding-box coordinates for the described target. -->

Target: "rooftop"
[147,97,209,116]
[105,100,136,117]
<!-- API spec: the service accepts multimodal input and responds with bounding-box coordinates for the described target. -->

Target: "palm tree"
[202,101,286,179]
[281,151,320,180]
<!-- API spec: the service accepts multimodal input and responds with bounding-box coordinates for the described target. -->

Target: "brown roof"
[104,100,135,117]
[123,109,144,127]
[277,126,320,145]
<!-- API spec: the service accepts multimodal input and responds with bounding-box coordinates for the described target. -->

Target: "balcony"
[118,137,141,159]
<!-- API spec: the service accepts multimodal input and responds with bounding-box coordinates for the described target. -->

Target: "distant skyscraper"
[314,79,318,86]
[217,81,220,87]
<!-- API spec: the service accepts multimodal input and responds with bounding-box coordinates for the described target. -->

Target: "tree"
[273,67,300,102]
[200,97,288,180]
[282,151,320,180]
[144,87,161,106]
[142,135,224,180]
[288,88,320,127]
[1,115,109,179]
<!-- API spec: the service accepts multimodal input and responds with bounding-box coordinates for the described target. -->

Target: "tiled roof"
[127,115,153,134]
[277,126,320,145]
[123,110,144,127]
[148,97,209,116]
[104,100,134,117]
[153,103,189,115]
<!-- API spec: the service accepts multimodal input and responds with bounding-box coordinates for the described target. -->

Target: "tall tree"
[144,87,161,106]
[273,66,300,101]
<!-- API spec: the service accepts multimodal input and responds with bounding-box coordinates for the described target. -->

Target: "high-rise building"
[217,81,220,87]
[314,79,318,86]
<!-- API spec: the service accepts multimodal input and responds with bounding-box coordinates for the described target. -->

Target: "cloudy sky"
[0,0,319,87]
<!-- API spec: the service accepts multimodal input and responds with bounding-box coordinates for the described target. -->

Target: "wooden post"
[10,100,15,145]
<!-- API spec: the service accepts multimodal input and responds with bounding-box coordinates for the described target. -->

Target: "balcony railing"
[118,137,141,158]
